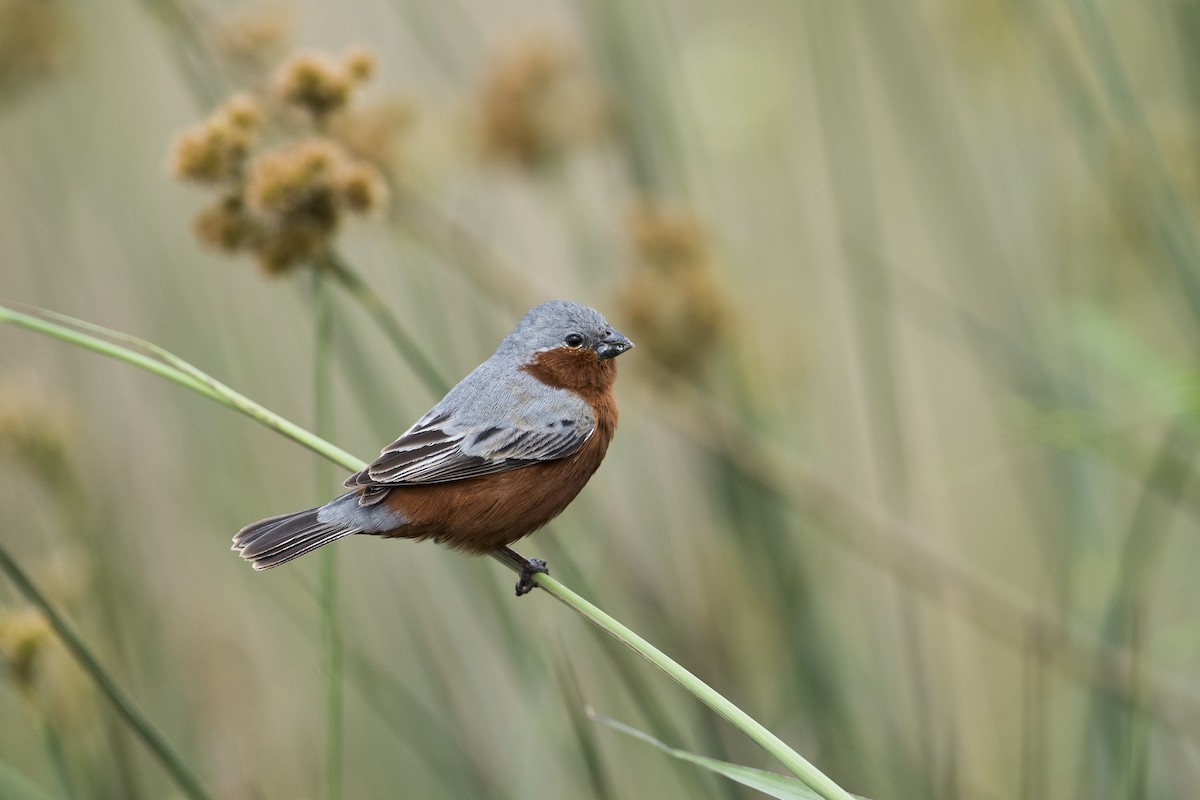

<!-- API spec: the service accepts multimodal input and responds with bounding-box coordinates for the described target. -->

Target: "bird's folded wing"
[344,409,595,489]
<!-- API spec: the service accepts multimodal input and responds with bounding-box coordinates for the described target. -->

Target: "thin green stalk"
[35,716,74,800]
[0,304,857,800]
[0,545,211,800]
[533,576,855,800]
[323,250,452,397]
[313,266,343,800]
[806,9,936,792]
[0,308,221,402]
[1067,0,1200,321]
[0,307,360,470]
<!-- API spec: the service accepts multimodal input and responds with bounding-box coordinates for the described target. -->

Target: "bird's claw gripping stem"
[494,546,550,596]
[515,557,549,596]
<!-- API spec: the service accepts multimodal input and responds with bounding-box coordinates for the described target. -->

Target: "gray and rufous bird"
[233,300,633,594]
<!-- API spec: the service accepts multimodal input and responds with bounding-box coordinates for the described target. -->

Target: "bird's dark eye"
[565,333,584,348]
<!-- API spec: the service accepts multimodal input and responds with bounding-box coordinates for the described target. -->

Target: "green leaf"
[590,712,868,800]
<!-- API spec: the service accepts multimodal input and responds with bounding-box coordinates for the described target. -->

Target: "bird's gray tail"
[233,507,357,570]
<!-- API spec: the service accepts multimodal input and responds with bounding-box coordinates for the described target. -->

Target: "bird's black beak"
[596,328,634,360]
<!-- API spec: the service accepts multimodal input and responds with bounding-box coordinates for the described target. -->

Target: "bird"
[233,300,633,595]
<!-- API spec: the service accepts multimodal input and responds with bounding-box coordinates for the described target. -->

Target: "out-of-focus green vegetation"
[3,1,1200,798]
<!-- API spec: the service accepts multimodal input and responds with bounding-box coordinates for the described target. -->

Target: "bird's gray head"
[499,300,634,362]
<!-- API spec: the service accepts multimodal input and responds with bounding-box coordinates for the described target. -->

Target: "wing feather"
[348,413,595,488]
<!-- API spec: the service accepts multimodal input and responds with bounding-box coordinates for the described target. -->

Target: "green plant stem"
[0,545,211,800]
[0,307,360,470]
[533,575,855,800]
[0,304,856,800]
[313,267,344,800]
[323,251,452,397]
[0,308,221,401]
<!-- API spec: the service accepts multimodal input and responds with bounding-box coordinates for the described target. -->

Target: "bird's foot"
[515,557,549,597]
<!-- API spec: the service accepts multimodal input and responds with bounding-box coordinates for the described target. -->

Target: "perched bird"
[233,300,633,594]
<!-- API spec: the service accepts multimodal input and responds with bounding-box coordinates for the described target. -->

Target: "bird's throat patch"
[522,346,617,401]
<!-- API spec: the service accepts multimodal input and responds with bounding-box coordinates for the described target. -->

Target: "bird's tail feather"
[233,507,357,570]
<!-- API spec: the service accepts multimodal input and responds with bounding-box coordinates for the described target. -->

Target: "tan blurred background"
[3,1,1200,798]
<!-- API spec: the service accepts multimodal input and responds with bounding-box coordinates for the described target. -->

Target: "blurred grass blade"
[312,267,344,800]
[322,250,452,397]
[589,712,860,800]
[0,545,211,800]
[0,302,857,800]
[0,759,57,800]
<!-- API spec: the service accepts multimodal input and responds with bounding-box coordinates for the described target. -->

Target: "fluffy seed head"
[254,222,327,275]
[193,193,262,253]
[343,45,377,83]
[169,95,264,184]
[244,138,344,224]
[209,3,292,68]
[0,383,69,480]
[170,121,251,184]
[619,205,725,375]
[274,51,352,119]
[477,37,605,167]
[337,160,388,213]
[0,607,51,691]
[328,96,415,172]
[222,92,263,133]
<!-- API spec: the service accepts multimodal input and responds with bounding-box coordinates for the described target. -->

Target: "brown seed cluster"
[0,607,50,692]
[328,96,416,172]
[477,37,607,168]
[208,3,293,71]
[619,205,726,376]
[273,48,376,123]
[170,47,393,276]
[0,383,69,481]
[0,0,68,100]
[170,93,263,184]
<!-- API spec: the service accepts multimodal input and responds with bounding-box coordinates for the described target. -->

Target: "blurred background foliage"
[3,0,1200,798]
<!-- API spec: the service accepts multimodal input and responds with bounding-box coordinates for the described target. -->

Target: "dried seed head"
[0,0,68,99]
[477,37,604,167]
[620,272,725,375]
[337,160,388,213]
[221,92,263,133]
[0,608,51,691]
[169,99,261,184]
[172,45,395,277]
[193,193,262,253]
[169,123,248,184]
[210,3,292,68]
[244,138,345,223]
[619,205,726,375]
[629,206,708,275]
[343,45,377,83]
[328,96,415,172]
[274,51,353,120]
[254,222,327,275]
[0,384,69,480]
